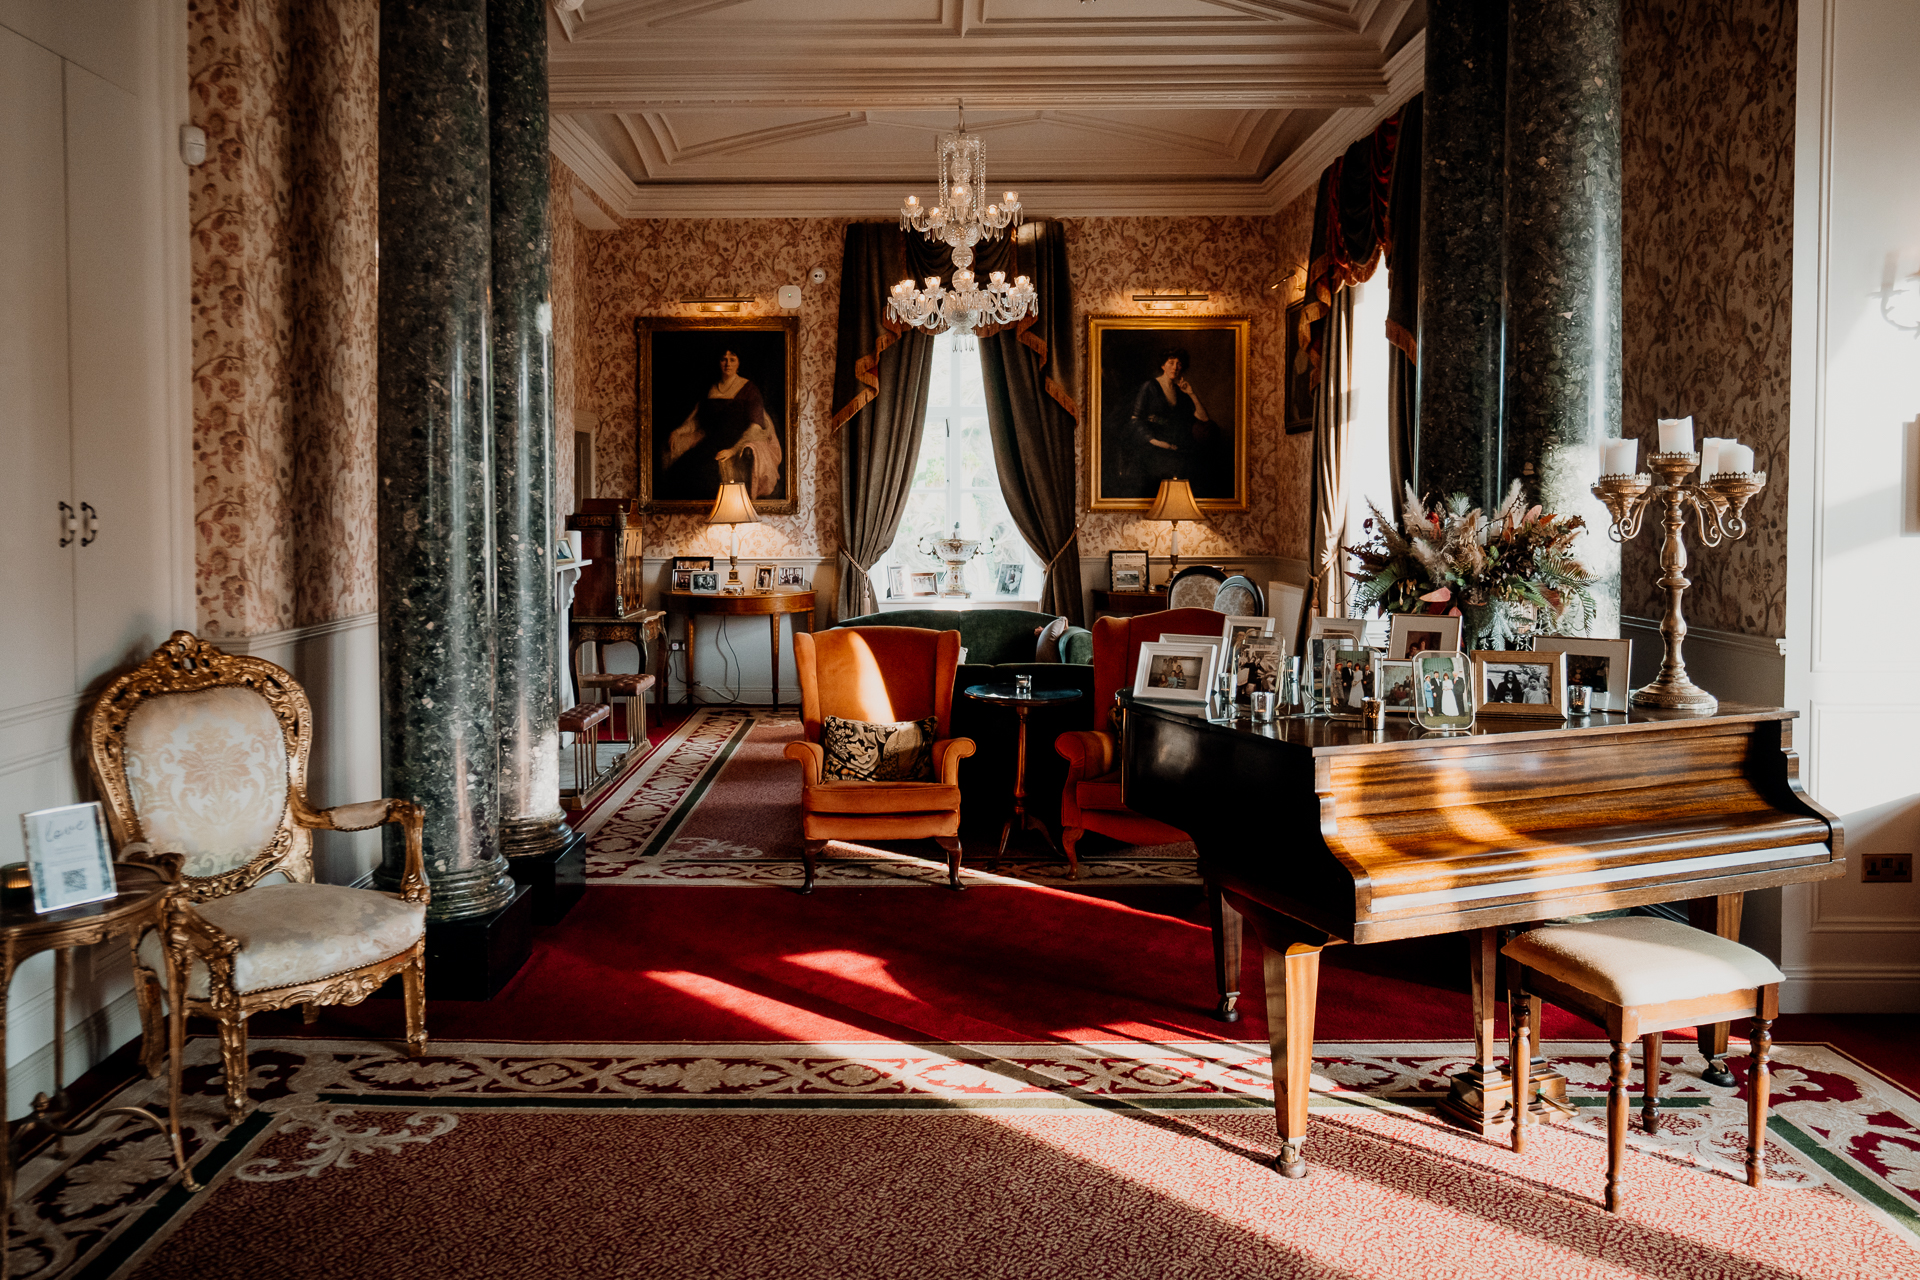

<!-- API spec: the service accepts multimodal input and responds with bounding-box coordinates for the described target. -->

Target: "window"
[1342,278,1394,608]
[870,331,1041,603]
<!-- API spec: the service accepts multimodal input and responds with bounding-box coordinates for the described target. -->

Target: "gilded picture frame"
[636,316,798,514]
[1086,315,1250,512]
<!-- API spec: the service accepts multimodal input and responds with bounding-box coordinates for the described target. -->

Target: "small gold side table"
[2,864,197,1277]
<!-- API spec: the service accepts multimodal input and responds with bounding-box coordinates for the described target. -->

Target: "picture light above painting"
[636,317,799,514]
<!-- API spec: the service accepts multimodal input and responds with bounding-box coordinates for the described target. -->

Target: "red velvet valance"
[1305,101,1420,387]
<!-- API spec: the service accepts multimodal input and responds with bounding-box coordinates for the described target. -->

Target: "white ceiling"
[549,0,1425,219]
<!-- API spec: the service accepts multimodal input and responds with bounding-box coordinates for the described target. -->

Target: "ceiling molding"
[1261,26,1422,211]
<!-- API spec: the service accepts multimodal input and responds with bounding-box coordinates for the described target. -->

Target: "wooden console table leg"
[685,615,698,707]
[769,614,780,709]
[1689,892,1746,1085]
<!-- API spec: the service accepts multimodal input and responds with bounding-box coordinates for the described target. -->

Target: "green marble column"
[1415,0,1508,515]
[487,0,570,864]
[1504,0,1623,632]
[375,0,514,921]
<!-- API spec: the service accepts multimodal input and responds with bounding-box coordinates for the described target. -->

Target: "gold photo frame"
[636,316,798,514]
[1086,315,1250,512]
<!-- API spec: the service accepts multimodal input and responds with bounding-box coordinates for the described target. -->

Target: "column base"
[421,884,534,1001]
[506,825,587,925]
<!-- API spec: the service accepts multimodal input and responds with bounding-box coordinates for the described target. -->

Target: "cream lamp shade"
[1146,479,1207,581]
[706,482,759,586]
[1146,479,1205,523]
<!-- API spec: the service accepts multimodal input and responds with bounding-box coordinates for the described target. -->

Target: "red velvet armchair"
[1053,608,1226,876]
[785,627,977,893]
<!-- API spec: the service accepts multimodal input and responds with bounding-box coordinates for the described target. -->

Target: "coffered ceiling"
[549,0,1425,219]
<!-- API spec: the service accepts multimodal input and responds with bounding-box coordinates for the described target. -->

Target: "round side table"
[962,684,1084,857]
[1,863,198,1276]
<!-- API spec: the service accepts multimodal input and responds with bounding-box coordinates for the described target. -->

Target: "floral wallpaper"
[189,0,377,638]
[567,202,1318,567]
[1620,0,1796,637]
[572,216,847,563]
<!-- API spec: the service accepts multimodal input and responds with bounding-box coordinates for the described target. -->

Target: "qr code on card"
[61,869,87,892]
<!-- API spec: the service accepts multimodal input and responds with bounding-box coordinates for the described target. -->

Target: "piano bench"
[1502,916,1783,1212]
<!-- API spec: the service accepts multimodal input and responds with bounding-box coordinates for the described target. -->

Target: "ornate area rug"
[583,710,1199,888]
[19,1037,1919,1278]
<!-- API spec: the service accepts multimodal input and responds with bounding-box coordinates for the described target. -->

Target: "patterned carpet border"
[16,1036,1920,1277]
[585,712,1201,887]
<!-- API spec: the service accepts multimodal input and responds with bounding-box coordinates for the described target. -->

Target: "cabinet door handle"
[59,501,77,548]
[80,502,100,546]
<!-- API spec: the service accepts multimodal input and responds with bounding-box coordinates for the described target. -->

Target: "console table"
[668,589,816,708]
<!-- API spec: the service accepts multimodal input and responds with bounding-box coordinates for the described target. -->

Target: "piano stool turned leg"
[1207,881,1242,1023]
[1641,1031,1664,1134]
[1509,975,1532,1154]
[1689,892,1746,1086]
[1260,935,1326,1178]
[1606,1037,1632,1212]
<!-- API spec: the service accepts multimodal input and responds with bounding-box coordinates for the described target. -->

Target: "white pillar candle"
[1601,438,1638,476]
[1699,438,1722,479]
[1657,416,1695,454]
[1723,443,1755,474]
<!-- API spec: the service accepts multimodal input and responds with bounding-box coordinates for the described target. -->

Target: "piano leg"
[1207,880,1242,1023]
[1688,893,1746,1086]
[1439,927,1569,1136]
[1258,931,1325,1179]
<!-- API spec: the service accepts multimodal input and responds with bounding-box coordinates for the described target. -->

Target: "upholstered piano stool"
[1503,916,1783,1212]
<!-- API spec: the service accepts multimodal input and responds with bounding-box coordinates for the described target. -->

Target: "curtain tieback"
[1042,530,1078,569]
[839,547,869,573]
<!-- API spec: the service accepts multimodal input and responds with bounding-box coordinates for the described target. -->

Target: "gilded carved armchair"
[86,632,429,1123]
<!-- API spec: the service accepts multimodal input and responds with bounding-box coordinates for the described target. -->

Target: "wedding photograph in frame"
[1086,316,1250,512]
[636,316,798,514]
[1414,650,1475,731]
[1374,657,1417,713]
[1532,636,1632,712]
[1387,614,1462,660]
[1472,650,1569,719]
[1131,642,1217,704]
[1326,646,1376,718]
[1236,638,1282,706]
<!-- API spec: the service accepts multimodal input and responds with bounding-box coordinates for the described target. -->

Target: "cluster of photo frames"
[670,556,808,595]
[1133,610,1633,734]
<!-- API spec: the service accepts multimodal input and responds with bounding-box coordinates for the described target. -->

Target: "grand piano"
[1119,695,1843,1177]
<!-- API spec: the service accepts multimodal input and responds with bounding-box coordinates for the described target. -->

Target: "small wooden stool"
[577,671,656,750]
[1504,915,1783,1212]
[558,702,611,791]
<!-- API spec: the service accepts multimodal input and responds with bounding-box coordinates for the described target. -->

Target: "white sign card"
[20,802,118,913]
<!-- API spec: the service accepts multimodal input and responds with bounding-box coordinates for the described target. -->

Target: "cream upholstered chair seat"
[1504,915,1783,1212]
[136,883,426,1000]
[89,632,429,1125]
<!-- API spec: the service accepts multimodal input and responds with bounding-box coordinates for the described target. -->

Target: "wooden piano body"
[1119,696,1843,1175]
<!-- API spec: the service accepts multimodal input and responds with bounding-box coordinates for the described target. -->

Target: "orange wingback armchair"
[785,627,977,893]
[1054,608,1225,876]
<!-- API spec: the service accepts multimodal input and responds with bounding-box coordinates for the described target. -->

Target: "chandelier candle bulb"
[1700,438,1723,479]
[1657,416,1695,454]
[1601,438,1639,477]
[1724,443,1755,473]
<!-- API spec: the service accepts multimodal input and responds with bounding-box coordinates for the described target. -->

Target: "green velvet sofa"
[833,609,1094,832]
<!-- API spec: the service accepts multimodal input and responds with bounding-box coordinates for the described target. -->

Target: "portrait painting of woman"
[637,318,797,513]
[1087,317,1249,511]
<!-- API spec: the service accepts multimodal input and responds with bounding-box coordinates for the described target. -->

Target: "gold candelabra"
[1590,453,1767,713]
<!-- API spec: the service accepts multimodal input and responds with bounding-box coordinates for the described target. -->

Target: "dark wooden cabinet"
[566,498,644,618]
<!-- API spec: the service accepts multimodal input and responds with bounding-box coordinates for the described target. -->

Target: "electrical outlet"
[1862,854,1913,883]
[669,640,686,652]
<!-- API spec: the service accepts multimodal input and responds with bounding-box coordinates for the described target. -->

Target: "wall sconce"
[679,296,754,314]
[1268,264,1307,295]
[1132,292,1210,312]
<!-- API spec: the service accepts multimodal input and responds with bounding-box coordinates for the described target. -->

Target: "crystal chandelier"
[886,106,1037,339]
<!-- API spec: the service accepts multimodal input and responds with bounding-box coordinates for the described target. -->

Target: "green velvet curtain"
[977,221,1084,625]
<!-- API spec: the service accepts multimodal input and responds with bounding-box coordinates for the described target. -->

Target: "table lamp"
[705,482,759,588]
[1147,478,1206,582]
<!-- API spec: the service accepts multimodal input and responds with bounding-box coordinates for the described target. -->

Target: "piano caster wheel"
[1701,1059,1737,1088]
[1276,1143,1307,1179]
[1214,996,1240,1024]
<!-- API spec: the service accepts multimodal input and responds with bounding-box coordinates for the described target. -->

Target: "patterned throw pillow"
[820,715,938,782]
